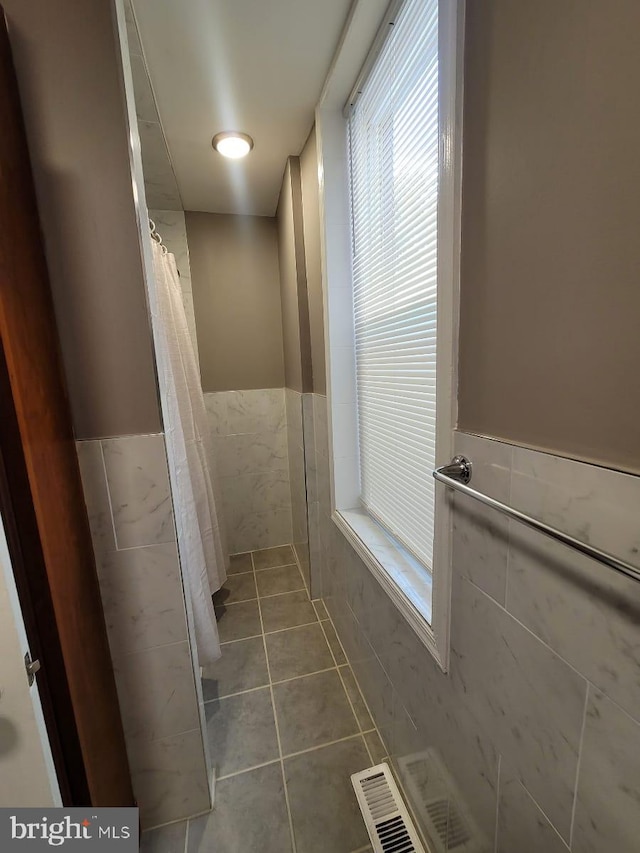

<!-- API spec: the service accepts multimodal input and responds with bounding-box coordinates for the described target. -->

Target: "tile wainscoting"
[285,388,310,590]
[307,392,640,852]
[205,389,293,554]
[304,393,328,601]
[76,433,210,828]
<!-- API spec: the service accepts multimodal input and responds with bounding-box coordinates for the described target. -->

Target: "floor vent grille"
[352,763,427,853]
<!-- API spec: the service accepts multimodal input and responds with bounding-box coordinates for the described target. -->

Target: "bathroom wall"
[286,388,310,588]
[313,402,640,851]
[186,211,291,553]
[277,158,313,578]
[204,389,292,554]
[305,4,640,848]
[186,211,285,393]
[305,394,329,602]
[298,126,327,595]
[300,126,326,395]
[458,0,640,475]
[277,157,313,394]
[4,0,212,824]
[115,381,213,814]
[76,434,210,828]
[2,0,161,440]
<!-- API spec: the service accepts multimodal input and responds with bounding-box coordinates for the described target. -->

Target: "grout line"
[316,608,374,764]
[215,599,259,611]
[204,665,344,704]
[465,575,593,686]
[219,619,322,645]
[361,734,374,767]
[217,757,281,782]
[516,778,572,852]
[323,604,389,759]
[183,819,189,853]
[220,632,263,646]
[312,600,329,621]
[216,595,258,605]
[142,815,191,834]
[493,753,501,853]
[271,666,338,687]
[256,588,309,602]
[254,562,300,573]
[258,586,306,600]
[112,637,190,661]
[503,516,512,611]
[282,732,369,762]
[290,542,311,598]
[203,684,270,703]
[569,682,590,848]
[253,551,298,853]
[263,619,319,636]
[104,539,176,554]
[462,577,640,761]
[98,440,121,551]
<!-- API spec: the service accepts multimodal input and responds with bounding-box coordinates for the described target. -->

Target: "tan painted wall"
[277,158,312,393]
[186,211,285,392]
[3,0,161,439]
[300,127,326,394]
[459,0,640,474]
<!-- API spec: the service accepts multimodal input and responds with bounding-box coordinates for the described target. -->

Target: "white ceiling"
[132,0,353,216]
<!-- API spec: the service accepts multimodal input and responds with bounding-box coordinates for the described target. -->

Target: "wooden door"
[0,7,134,806]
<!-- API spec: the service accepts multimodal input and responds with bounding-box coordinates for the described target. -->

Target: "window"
[348,0,439,572]
[316,0,462,667]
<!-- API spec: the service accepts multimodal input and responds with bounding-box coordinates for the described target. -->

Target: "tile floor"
[140,544,385,853]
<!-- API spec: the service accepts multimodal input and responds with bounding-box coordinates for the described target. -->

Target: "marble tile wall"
[76,434,210,828]
[148,208,199,369]
[205,389,293,553]
[307,394,640,852]
[285,389,310,589]
[304,393,330,602]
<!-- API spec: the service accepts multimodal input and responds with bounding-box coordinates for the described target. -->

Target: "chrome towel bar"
[433,456,640,585]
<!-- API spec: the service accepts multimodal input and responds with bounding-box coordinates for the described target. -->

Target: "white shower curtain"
[151,239,227,665]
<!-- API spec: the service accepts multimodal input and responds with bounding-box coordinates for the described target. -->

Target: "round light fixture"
[212,131,254,159]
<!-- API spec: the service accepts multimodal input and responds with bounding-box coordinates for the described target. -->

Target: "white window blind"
[349,0,439,570]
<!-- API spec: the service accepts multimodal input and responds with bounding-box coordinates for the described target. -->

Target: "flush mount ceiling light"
[212,131,254,159]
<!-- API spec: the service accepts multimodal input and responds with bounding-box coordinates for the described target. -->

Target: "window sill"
[333,507,436,654]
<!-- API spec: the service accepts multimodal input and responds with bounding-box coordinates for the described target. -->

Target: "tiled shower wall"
[205,389,293,554]
[305,393,327,600]
[309,393,640,851]
[76,434,210,828]
[285,388,310,589]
